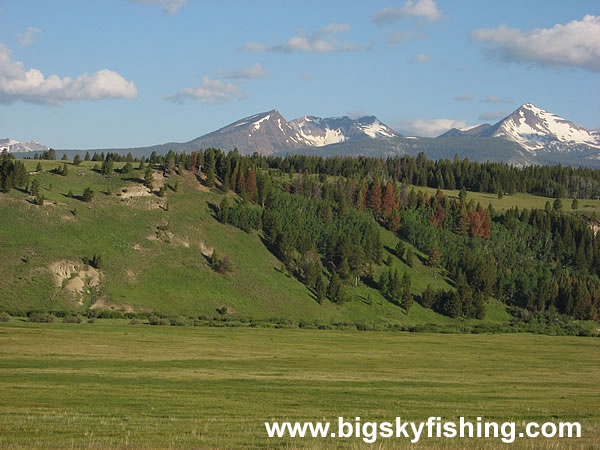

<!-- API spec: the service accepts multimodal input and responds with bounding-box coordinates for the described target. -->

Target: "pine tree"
[421,284,435,308]
[219,196,230,223]
[62,162,69,176]
[144,167,154,189]
[428,243,442,267]
[315,275,327,304]
[327,273,343,302]
[390,269,402,303]
[379,270,390,297]
[553,197,563,212]
[206,166,216,187]
[101,157,114,176]
[356,177,368,210]
[82,187,94,202]
[395,241,405,260]
[367,177,382,213]
[382,181,396,218]
[84,152,91,161]
[73,154,82,166]
[121,162,133,175]
[30,179,40,196]
[35,162,42,172]
[246,169,257,202]
[571,198,579,210]
[305,259,321,289]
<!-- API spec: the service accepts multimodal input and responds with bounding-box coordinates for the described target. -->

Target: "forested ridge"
[198,148,600,321]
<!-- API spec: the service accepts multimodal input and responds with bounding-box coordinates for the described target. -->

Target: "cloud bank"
[454,94,473,101]
[17,27,41,47]
[395,118,467,137]
[216,63,270,80]
[0,43,137,105]
[472,15,600,72]
[167,77,245,104]
[483,95,513,104]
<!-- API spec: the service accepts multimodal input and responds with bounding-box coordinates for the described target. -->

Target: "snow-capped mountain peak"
[0,138,49,153]
[481,104,600,151]
[289,115,397,147]
[192,110,398,155]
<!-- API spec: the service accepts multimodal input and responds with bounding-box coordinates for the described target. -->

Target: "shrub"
[0,312,10,322]
[63,315,84,324]
[28,313,56,323]
[129,318,142,325]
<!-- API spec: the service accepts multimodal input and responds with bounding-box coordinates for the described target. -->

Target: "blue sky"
[1,0,598,148]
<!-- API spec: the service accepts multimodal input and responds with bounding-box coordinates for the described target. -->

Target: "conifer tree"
[144,167,154,189]
[428,243,442,267]
[367,177,382,213]
[315,275,327,304]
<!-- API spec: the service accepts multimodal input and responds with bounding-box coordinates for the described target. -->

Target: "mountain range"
[8,104,600,167]
[1,138,49,153]
[182,110,398,155]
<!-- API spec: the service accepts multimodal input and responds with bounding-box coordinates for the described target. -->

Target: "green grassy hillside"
[0,159,595,330]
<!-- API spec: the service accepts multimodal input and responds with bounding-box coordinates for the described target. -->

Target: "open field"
[411,184,600,217]
[0,320,598,448]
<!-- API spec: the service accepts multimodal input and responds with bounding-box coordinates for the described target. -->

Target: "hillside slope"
[0,160,476,326]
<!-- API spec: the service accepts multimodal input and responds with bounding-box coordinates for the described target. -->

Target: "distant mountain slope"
[438,124,492,138]
[280,136,536,166]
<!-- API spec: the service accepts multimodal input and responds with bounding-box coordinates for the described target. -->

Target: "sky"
[1,0,599,148]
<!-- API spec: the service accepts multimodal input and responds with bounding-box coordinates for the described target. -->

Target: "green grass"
[412,184,600,217]
[0,321,598,447]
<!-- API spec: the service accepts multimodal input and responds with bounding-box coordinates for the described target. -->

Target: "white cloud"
[167,77,245,104]
[241,23,365,53]
[411,53,431,63]
[216,63,270,80]
[17,27,41,47]
[395,119,467,137]
[0,43,137,105]
[454,93,473,101]
[478,111,509,121]
[373,0,442,25]
[132,0,187,15]
[471,15,600,72]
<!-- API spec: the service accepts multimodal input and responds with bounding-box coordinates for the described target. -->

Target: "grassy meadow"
[0,320,598,448]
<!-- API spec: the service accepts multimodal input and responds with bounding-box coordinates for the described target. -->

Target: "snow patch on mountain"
[357,119,397,138]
